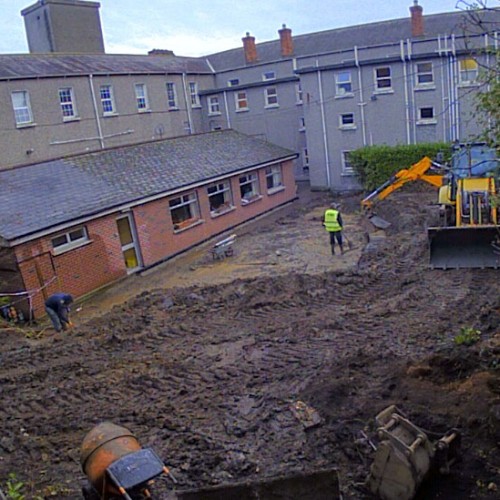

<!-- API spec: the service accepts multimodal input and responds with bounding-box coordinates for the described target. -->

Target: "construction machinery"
[361,143,500,269]
[367,405,460,500]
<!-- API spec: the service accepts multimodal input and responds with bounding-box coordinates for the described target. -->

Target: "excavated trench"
[0,188,498,499]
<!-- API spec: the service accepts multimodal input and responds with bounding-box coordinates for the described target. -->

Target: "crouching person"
[45,293,74,332]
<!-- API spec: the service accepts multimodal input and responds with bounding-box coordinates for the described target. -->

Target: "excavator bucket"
[428,226,500,269]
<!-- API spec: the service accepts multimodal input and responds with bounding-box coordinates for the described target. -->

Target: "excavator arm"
[361,157,443,209]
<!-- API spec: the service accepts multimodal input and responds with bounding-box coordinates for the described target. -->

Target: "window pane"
[117,218,133,245]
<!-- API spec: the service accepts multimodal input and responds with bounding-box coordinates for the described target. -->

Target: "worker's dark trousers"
[329,231,343,254]
[45,306,63,332]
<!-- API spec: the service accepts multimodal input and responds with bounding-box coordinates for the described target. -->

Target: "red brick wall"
[13,160,297,317]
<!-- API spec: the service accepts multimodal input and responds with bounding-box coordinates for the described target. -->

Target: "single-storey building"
[0,129,298,319]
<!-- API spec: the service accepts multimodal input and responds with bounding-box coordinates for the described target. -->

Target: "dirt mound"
[0,190,499,499]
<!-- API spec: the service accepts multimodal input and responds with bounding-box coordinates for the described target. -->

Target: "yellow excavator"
[361,144,500,269]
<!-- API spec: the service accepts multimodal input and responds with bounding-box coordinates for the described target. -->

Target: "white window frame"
[166,82,178,109]
[134,83,149,112]
[459,58,479,86]
[415,62,434,87]
[262,71,276,81]
[11,90,34,126]
[265,165,284,193]
[339,112,356,129]
[228,78,240,87]
[208,96,221,115]
[169,192,200,231]
[299,116,306,131]
[59,87,78,120]
[341,151,355,176]
[335,71,353,96]
[295,83,303,104]
[189,81,200,107]
[207,181,233,216]
[51,227,89,254]
[302,147,310,172]
[100,85,116,115]
[239,172,260,204]
[264,87,279,108]
[235,90,249,111]
[417,106,437,125]
[374,66,392,92]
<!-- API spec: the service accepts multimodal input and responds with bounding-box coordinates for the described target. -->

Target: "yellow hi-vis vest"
[324,209,341,232]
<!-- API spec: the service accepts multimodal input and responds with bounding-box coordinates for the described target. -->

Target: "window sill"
[267,186,285,195]
[208,112,222,116]
[241,194,262,206]
[173,219,204,233]
[416,119,437,126]
[299,127,306,133]
[415,85,436,91]
[137,109,152,113]
[296,101,303,106]
[458,82,480,88]
[52,239,92,256]
[373,89,394,95]
[335,93,354,99]
[265,104,279,109]
[210,206,236,218]
[16,122,37,129]
[63,116,81,123]
[168,107,179,111]
[341,171,355,177]
[191,104,202,109]
[339,125,357,131]
[103,112,119,118]
[235,108,249,113]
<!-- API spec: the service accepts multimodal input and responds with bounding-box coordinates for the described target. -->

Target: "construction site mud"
[0,186,499,499]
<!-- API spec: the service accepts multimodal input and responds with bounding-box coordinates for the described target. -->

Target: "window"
[100,85,115,114]
[299,116,306,131]
[228,78,240,87]
[208,96,221,115]
[169,192,200,230]
[335,71,353,96]
[207,181,233,215]
[341,151,355,175]
[295,83,303,104]
[375,66,392,91]
[189,81,200,107]
[418,106,436,124]
[265,165,284,192]
[459,59,478,85]
[59,87,77,120]
[416,62,434,86]
[262,71,276,81]
[265,87,279,107]
[302,148,310,172]
[235,91,248,111]
[11,91,33,126]
[135,83,149,111]
[52,227,89,253]
[340,113,355,128]
[166,82,178,109]
[239,173,260,203]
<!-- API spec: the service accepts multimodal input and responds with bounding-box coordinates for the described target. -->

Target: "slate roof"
[0,130,296,243]
[0,53,212,80]
[206,9,499,71]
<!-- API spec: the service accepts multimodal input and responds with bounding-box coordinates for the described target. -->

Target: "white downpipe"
[223,91,231,129]
[317,66,331,188]
[401,40,411,145]
[440,54,448,142]
[88,74,105,149]
[181,73,194,134]
[355,46,367,146]
[452,36,460,141]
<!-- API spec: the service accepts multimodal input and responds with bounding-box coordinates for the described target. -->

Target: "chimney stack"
[279,24,293,57]
[410,0,424,37]
[242,32,258,63]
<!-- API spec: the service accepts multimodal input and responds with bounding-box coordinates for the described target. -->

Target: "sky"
[0,0,495,57]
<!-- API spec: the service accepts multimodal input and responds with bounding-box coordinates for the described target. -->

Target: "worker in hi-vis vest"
[323,203,344,255]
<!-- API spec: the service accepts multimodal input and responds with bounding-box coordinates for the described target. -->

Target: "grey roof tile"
[0,130,296,242]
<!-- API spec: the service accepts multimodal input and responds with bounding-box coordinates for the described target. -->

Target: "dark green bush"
[350,143,451,191]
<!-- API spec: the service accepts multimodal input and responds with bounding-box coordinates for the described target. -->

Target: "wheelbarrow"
[211,234,236,260]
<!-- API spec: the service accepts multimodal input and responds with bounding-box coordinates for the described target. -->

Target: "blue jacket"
[45,293,73,314]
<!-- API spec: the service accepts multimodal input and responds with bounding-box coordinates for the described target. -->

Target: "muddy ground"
[0,185,499,499]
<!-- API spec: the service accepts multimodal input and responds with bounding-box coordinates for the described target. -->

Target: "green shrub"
[350,143,451,191]
[454,327,481,346]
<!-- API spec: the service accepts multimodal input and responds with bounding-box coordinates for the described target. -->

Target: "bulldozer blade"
[173,469,340,500]
[368,215,392,229]
[428,226,500,269]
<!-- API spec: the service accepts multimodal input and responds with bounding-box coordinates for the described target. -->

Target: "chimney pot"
[410,0,424,37]
[278,24,293,57]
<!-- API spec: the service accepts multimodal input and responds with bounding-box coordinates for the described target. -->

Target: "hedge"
[350,143,451,191]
